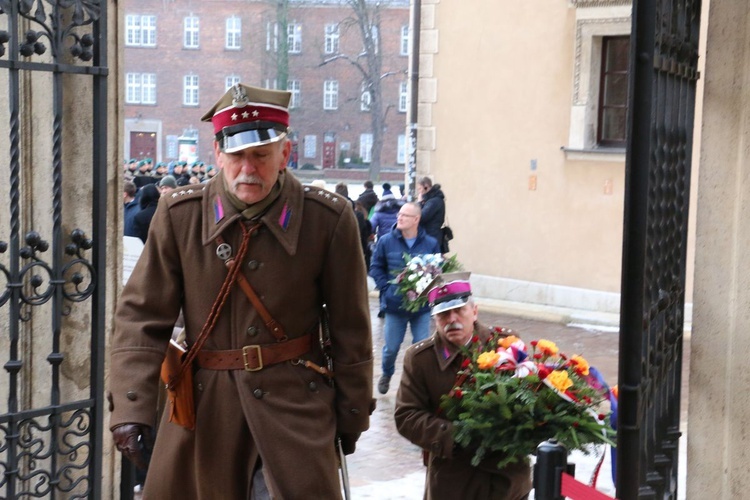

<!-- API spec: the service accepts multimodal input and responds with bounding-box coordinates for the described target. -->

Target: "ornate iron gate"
[0,1,108,498]
[618,0,700,498]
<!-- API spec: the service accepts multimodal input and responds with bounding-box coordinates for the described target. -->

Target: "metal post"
[533,439,574,500]
[404,0,421,201]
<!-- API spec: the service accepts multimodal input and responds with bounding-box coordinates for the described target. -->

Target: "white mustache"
[445,322,463,332]
[233,174,263,187]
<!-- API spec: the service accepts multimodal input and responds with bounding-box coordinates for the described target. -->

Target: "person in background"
[109,83,373,499]
[335,182,372,269]
[157,175,177,197]
[395,272,532,500]
[357,180,379,216]
[123,180,139,237]
[131,183,160,243]
[382,182,394,198]
[369,202,440,395]
[417,176,446,243]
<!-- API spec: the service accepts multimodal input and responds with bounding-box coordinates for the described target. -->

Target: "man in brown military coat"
[109,83,373,499]
[395,272,532,499]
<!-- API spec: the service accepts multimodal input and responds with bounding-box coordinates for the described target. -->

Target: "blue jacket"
[369,196,403,239]
[369,226,440,315]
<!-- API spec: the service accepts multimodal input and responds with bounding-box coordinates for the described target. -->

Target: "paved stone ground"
[346,297,689,499]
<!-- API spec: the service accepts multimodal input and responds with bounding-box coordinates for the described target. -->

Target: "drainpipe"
[405,0,421,201]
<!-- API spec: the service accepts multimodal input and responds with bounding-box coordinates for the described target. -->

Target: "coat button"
[247,260,260,270]
[246,326,258,336]
[253,389,263,399]
[197,383,204,392]
[440,423,447,431]
[308,382,317,392]
[126,391,137,401]
[350,408,360,415]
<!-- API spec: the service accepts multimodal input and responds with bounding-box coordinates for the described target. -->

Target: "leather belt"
[196,334,312,372]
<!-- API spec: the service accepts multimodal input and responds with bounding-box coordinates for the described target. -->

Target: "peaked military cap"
[423,271,473,316]
[201,83,291,153]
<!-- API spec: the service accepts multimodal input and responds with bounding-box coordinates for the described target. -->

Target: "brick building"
[123,0,410,170]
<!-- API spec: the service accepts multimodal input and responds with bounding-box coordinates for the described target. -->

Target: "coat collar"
[201,171,305,256]
[433,322,492,372]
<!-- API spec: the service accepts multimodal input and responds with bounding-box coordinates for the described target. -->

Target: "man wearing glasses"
[369,202,440,395]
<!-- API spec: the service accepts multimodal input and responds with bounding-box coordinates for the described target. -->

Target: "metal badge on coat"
[216,243,232,261]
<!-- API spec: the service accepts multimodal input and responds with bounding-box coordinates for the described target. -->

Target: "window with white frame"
[288,23,302,53]
[360,134,373,163]
[288,80,301,109]
[304,135,317,159]
[324,24,339,54]
[566,12,631,155]
[225,75,241,90]
[360,83,372,112]
[399,81,408,112]
[184,16,200,49]
[125,15,156,47]
[125,73,157,104]
[183,75,199,106]
[226,17,241,49]
[397,134,406,164]
[264,79,277,90]
[266,22,278,52]
[400,25,409,56]
[323,80,338,110]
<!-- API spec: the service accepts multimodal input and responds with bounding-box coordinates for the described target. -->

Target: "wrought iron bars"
[617,0,701,498]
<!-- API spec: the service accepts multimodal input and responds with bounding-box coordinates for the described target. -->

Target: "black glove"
[338,432,361,455]
[112,423,153,471]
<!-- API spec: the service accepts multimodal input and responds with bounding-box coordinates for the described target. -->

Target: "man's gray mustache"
[233,174,263,185]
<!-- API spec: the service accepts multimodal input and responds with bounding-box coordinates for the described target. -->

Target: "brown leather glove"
[112,423,153,471]
[338,432,361,455]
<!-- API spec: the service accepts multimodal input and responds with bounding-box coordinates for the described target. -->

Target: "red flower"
[598,413,606,420]
[533,353,542,360]
[454,389,463,399]
[461,358,471,369]
[573,422,580,428]
[537,366,551,380]
[471,336,479,343]
[530,340,538,347]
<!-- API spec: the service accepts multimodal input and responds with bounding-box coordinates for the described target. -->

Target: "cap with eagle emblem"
[201,83,292,153]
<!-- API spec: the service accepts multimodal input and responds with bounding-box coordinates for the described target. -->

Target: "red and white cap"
[201,83,291,153]
[425,272,473,315]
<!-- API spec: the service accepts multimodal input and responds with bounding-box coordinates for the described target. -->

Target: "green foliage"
[440,332,616,469]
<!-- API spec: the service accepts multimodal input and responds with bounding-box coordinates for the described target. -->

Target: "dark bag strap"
[216,234,288,341]
[168,223,258,389]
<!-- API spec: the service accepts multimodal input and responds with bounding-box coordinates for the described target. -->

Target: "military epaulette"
[302,185,347,214]
[165,185,205,206]
[408,336,436,356]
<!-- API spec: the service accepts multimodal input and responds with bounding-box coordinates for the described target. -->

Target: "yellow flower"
[547,370,573,392]
[570,355,590,376]
[536,339,559,356]
[477,351,500,370]
[499,335,520,349]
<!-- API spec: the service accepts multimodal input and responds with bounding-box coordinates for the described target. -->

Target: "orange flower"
[570,355,590,376]
[499,335,521,349]
[477,351,500,370]
[536,339,559,356]
[546,370,573,392]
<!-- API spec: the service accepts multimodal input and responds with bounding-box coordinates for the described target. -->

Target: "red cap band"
[211,103,290,135]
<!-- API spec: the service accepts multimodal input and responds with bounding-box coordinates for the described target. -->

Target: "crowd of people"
[123,158,218,188]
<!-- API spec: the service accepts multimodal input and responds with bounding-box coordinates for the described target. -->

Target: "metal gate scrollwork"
[618,0,701,498]
[0,1,108,499]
